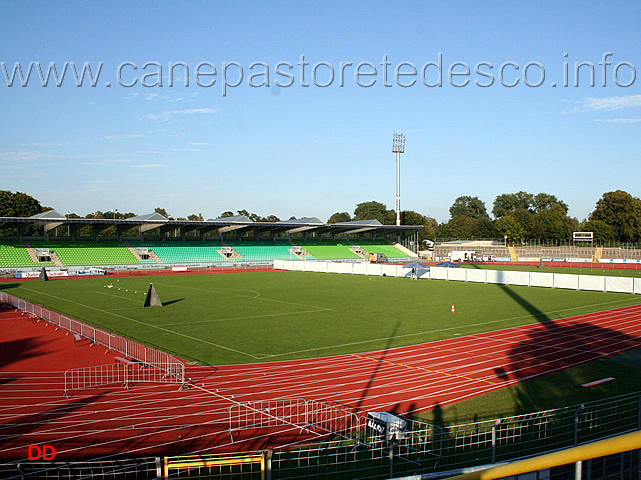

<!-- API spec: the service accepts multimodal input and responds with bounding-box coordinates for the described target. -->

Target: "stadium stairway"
[296,239,362,260]
[217,241,243,261]
[287,239,314,259]
[351,239,414,259]
[593,245,603,262]
[122,240,145,262]
[49,251,64,268]
[392,242,415,257]
[22,242,39,263]
[147,250,164,264]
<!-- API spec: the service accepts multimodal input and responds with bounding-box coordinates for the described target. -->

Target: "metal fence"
[436,238,641,249]
[64,361,185,396]
[229,399,364,443]
[164,452,265,479]
[1,393,641,478]
[0,291,185,386]
[0,457,160,480]
[269,393,641,479]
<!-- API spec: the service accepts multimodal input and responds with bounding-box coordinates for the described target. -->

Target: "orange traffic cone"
[451,304,456,313]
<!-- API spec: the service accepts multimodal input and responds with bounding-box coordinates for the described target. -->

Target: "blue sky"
[1,1,640,223]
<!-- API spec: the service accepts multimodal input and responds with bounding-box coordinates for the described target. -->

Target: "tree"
[420,216,438,243]
[154,207,173,220]
[495,215,526,243]
[392,210,438,242]
[328,212,351,224]
[589,190,641,243]
[532,204,574,241]
[219,211,235,218]
[187,213,204,221]
[512,208,536,239]
[0,190,43,217]
[449,196,489,219]
[383,209,397,225]
[533,193,568,214]
[353,201,388,224]
[581,219,615,243]
[237,209,262,222]
[438,215,499,239]
[400,210,425,225]
[0,190,44,235]
[492,191,535,218]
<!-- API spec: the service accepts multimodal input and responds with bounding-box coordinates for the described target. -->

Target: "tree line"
[1,189,640,244]
[330,190,641,245]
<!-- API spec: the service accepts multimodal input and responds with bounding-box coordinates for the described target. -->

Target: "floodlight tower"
[392,132,406,226]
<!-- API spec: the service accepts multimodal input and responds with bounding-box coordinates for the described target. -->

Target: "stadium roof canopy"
[0,212,422,238]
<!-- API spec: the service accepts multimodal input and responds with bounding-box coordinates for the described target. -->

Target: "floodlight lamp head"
[392,132,406,153]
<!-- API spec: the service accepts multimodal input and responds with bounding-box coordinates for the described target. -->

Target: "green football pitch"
[3,271,640,365]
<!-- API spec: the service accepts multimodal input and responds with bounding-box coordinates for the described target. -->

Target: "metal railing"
[269,393,641,479]
[64,361,185,396]
[0,457,160,480]
[0,291,185,387]
[1,391,641,478]
[229,399,364,442]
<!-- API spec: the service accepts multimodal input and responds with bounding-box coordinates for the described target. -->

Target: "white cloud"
[130,163,168,168]
[571,95,641,112]
[85,158,134,165]
[595,118,641,123]
[143,108,216,122]
[103,133,143,140]
[176,108,216,115]
[0,151,76,168]
[20,142,63,148]
[0,151,48,162]
[83,179,112,185]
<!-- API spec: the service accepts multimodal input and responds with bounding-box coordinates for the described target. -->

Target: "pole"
[396,151,401,226]
[392,132,405,227]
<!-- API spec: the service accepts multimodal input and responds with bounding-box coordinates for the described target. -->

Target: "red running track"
[2,302,641,461]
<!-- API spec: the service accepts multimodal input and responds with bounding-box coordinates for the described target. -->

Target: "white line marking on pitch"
[159,308,331,326]
[162,283,333,311]
[254,298,641,359]
[94,290,142,303]
[19,287,260,359]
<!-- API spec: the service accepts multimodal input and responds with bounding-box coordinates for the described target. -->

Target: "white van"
[449,250,476,262]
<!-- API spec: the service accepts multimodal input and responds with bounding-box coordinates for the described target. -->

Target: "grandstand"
[225,238,299,262]
[0,237,414,269]
[30,239,140,266]
[129,239,228,264]
[0,240,55,268]
[0,211,422,270]
[353,238,413,259]
[295,239,362,260]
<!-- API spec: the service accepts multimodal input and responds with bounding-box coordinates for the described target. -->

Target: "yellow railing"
[164,450,265,479]
[444,429,641,480]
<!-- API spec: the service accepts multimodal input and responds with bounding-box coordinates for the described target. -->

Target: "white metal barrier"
[0,292,186,387]
[229,398,363,441]
[64,361,185,396]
